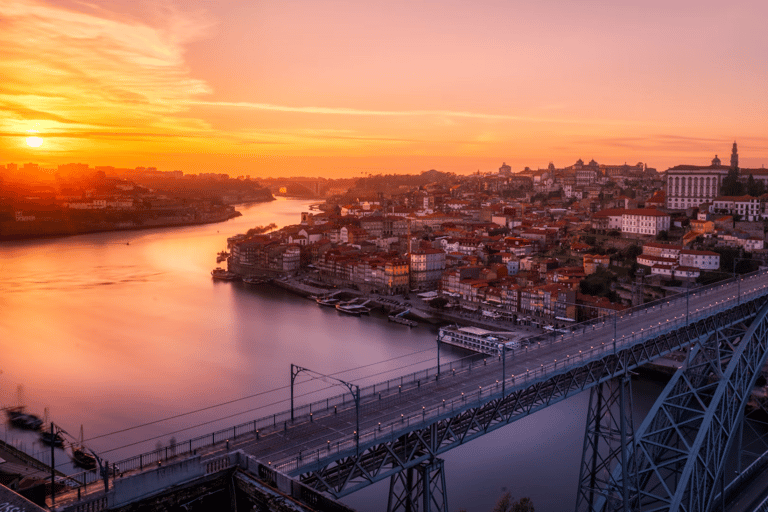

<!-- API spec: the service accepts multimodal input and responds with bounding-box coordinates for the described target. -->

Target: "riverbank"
[0,207,243,241]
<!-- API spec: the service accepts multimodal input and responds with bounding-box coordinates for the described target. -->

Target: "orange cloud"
[0,0,215,147]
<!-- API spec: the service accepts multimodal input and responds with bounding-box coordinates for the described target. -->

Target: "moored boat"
[243,276,268,285]
[71,425,98,470]
[336,303,371,316]
[40,430,65,448]
[317,298,341,307]
[5,406,43,431]
[211,268,240,281]
[72,447,97,470]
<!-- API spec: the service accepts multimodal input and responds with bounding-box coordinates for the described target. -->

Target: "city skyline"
[1,0,767,178]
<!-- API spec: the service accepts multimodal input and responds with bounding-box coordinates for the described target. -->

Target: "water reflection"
[0,198,458,466]
[0,198,666,512]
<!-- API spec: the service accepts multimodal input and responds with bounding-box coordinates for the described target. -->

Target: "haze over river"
[0,197,664,511]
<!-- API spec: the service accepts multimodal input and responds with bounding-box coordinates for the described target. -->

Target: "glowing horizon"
[1,0,767,178]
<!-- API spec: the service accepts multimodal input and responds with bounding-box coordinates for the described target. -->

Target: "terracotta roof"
[621,208,669,217]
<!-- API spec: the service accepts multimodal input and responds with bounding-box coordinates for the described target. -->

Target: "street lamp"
[436,331,444,379]
[733,256,762,305]
[498,343,506,397]
[49,422,59,506]
[555,299,619,353]
[290,364,361,455]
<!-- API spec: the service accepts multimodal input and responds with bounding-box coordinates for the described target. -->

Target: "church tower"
[731,141,739,169]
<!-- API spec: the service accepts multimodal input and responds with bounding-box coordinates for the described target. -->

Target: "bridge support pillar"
[575,374,636,512]
[387,458,447,512]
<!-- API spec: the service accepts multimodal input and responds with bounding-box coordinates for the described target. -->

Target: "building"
[230,237,300,274]
[678,249,720,271]
[409,248,446,291]
[591,209,624,232]
[620,209,670,236]
[583,254,611,275]
[664,143,768,210]
[711,195,764,221]
[665,160,728,210]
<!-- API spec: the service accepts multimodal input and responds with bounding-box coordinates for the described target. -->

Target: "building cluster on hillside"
[0,163,273,237]
[220,146,764,326]
[225,144,766,325]
[6,143,767,324]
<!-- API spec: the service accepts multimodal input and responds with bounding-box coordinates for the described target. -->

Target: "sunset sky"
[1,0,766,178]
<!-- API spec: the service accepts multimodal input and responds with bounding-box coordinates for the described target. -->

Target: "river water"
[0,197,665,512]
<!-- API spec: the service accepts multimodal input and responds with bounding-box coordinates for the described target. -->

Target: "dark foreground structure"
[38,451,355,512]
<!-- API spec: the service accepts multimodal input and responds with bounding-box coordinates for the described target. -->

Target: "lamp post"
[733,256,762,305]
[50,422,57,507]
[436,331,443,379]
[555,299,619,352]
[498,343,506,397]
[290,364,361,455]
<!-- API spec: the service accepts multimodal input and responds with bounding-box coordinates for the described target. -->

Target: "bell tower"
[731,141,739,169]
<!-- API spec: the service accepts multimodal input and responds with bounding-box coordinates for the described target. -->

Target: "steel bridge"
[60,270,768,512]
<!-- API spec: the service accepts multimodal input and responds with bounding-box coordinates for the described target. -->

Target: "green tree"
[720,167,744,196]
[656,230,669,241]
[621,244,643,261]
[747,174,765,197]
[428,297,449,309]
[579,267,617,298]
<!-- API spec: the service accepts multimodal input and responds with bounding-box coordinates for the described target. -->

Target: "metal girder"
[576,375,637,512]
[387,458,447,512]
[597,301,768,512]
[298,297,768,499]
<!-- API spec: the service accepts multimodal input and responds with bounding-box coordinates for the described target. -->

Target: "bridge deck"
[55,271,768,506]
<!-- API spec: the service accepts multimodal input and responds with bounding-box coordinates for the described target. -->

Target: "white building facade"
[621,209,670,236]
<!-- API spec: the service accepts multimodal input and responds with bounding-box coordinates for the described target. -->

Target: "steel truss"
[387,457,447,512]
[576,374,637,512]
[596,301,768,512]
[298,297,768,501]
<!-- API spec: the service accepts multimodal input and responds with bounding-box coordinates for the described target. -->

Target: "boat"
[40,430,65,448]
[216,251,230,263]
[5,406,43,431]
[72,447,97,470]
[211,268,240,281]
[317,298,341,307]
[71,425,98,470]
[437,325,523,355]
[336,303,371,316]
[388,310,418,327]
[243,276,268,285]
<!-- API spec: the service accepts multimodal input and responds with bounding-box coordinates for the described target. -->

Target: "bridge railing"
[519,268,768,351]
[273,275,768,473]
[65,270,768,491]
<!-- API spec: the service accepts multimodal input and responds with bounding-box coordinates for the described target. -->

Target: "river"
[0,197,666,512]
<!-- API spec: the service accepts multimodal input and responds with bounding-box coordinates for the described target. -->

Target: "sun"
[26,136,43,147]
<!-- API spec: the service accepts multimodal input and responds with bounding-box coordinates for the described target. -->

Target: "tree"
[579,267,617,298]
[428,297,449,309]
[720,167,744,196]
[492,493,535,512]
[621,243,642,261]
[656,230,669,241]
[747,174,765,197]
